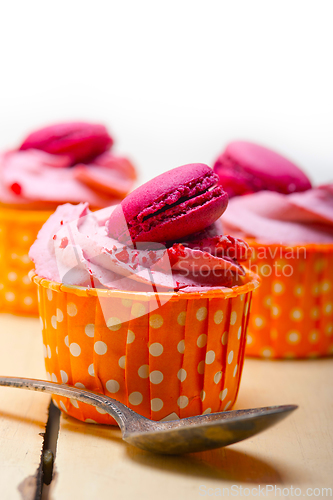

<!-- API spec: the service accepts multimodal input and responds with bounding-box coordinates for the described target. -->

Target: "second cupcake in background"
[0,121,137,315]
[214,140,333,359]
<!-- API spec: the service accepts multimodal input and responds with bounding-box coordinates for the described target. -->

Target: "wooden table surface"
[1,313,332,500]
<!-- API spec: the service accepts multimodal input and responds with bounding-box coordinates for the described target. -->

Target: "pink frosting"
[222,185,333,244]
[29,203,251,292]
[0,149,136,209]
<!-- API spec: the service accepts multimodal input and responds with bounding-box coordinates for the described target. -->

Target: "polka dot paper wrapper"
[32,271,259,425]
[245,241,333,359]
[0,206,53,315]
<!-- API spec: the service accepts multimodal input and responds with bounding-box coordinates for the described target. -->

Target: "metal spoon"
[0,376,297,455]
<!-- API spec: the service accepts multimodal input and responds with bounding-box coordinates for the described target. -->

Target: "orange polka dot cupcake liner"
[32,270,259,425]
[245,241,333,359]
[0,207,53,316]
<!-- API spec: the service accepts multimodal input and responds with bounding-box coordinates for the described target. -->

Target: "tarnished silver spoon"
[0,376,297,455]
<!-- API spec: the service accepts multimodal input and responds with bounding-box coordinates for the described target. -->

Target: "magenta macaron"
[213,141,312,198]
[107,163,228,244]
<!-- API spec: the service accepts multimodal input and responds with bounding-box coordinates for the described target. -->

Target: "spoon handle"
[0,375,147,432]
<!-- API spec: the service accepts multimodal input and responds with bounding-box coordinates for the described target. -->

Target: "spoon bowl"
[0,376,297,455]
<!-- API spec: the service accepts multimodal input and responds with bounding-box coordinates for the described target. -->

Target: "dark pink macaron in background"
[19,122,113,166]
[107,163,228,244]
[213,141,312,198]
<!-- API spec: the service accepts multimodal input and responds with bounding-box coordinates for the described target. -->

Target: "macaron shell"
[107,163,228,243]
[214,141,312,197]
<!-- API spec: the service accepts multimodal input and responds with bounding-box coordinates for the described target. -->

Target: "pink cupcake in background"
[214,140,333,359]
[0,121,137,315]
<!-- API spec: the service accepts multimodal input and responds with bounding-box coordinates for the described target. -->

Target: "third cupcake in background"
[0,121,137,315]
[214,141,333,359]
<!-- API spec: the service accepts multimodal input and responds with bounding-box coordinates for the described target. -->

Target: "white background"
[0,0,332,186]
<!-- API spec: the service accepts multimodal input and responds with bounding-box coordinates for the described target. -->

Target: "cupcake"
[215,141,333,359]
[0,122,137,315]
[29,164,259,424]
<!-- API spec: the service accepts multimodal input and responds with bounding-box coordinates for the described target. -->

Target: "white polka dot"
[51,315,57,329]
[96,406,107,414]
[221,331,228,345]
[273,281,285,294]
[254,316,265,328]
[5,292,15,302]
[121,299,132,307]
[59,401,67,412]
[64,335,69,347]
[85,324,95,337]
[60,370,68,383]
[47,345,51,359]
[106,379,120,393]
[197,334,207,348]
[287,331,301,344]
[324,303,333,315]
[237,326,242,339]
[107,317,122,331]
[56,308,64,322]
[272,305,280,318]
[177,311,186,326]
[233,364,238,377]
[118,356,126,369]
[262,348,274,358]
[264,296,272,307]
[246,334,253,345]
[70,399,79,408]
[21,255,30,264]
[312,283,320,296]
[46,289,53,301]
[131,303,146,318]
[74,382,85,389]
[290,308,303,321]
[177,368,187,382]
[294,285,304,297]
[197,360,205,374]
[214,371,222,384]
[202,408,212,415]
[214,310,224,324]
[88,363,95,376]
[311,307,319,319]
[56,346,58,355]
[67,302,77,317]
[177,395,189,408]
[138,365,149,378]
[230,311,237,325]
[94,341,107,355]
[219,388,228,401]
[228,351,234,364]
[149,314,164,329]
[149,343,163,356]
[51,373,58,383]
[196,306,208,321]
[309,330,319,343]
[8,272,17,281]
[129,392,143,406]
[200,390,206,401]
[205,350,215,364]
[177,340,185,353]
[127,330,135,344]
[150,370,163,384]
[325,324,333,336]
[321,280,331,293]
[22,275,31,285]
[151,398,164,412]
[23,296,33,306]
[224,401,232,411]
[240,294,245,301]
[85,419,97,424]
[70,343,81,357]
